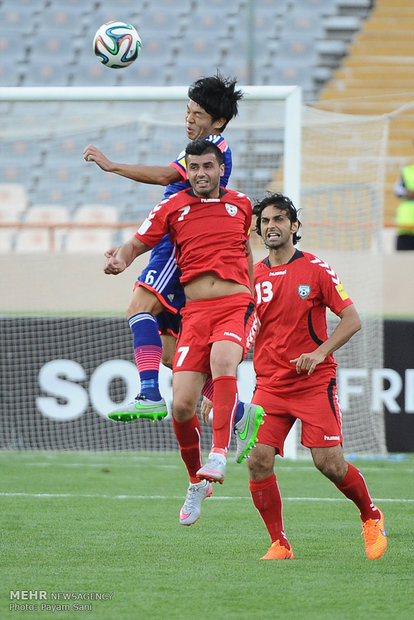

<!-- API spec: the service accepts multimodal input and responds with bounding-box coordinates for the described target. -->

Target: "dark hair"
[253,192,302,245]
[184,139,223,165]
[188,71,243,131]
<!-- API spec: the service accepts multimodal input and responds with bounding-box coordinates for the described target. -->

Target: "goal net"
[0,86,388,457]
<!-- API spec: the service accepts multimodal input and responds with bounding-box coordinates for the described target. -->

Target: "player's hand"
[200,396,213,423]
[290,351,326,375]
[83,144,113,172]
[105,246,120,259]
[104,251,126,275]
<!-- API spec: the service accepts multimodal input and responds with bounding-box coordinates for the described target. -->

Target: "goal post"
[0,85,388,457]
[0,84,302,205]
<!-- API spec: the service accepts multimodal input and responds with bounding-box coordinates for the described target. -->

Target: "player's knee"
[161,333,176,369]
[247,447,274,480]
[161,352,173,369]
[127,287,163,318]
[314,457,346,483]
[172,396,195,422]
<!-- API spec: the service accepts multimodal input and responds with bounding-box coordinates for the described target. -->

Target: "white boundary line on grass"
[7,462,414,474]
[1,492,413,502]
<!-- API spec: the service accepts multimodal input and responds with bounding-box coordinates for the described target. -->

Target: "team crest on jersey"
[298,285,310,299]
[225,203,238,216]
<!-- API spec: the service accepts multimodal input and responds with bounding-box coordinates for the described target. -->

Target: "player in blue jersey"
[83,74,243,420]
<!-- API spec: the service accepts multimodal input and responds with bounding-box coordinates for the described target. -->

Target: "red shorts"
[173,293,257,374]
[252,377,343,456]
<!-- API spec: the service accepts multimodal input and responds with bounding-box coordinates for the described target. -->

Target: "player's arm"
[83,144,182,186]
[290,304,361,375]
[246,240,254,294]
[104,236,151,275]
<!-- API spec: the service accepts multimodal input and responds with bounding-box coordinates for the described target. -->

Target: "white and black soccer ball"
[93,21,142,69]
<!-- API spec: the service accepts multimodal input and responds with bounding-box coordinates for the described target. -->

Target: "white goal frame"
[0,84,302,206]
[0,85,303,457]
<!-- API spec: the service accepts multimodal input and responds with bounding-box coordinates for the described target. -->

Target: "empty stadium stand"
[318,0,414,229]
[0,0,387,252]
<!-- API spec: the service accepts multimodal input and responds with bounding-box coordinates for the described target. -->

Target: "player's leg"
[197,294,264,479]
[199,377,265,463]
[160,332,177,369]
[195,339,242,484]
[301,377,387,559]
[108,286,168,421]
[172,370,212,526]
[233,303,265,462]
[311,445,387,559]
[247,389,295,559]
[108,239,183,421]
[248,443,293,560]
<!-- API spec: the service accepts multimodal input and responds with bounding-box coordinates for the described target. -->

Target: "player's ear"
[291,220,299,234]
[213,117,226,132]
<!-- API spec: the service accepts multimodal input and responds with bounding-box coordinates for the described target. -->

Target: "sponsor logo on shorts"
[223,331,242,342]
[324,435,340,441]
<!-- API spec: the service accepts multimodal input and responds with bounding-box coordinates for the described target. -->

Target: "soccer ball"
[93,21,142,69]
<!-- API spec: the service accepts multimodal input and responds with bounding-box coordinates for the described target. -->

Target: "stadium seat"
[254,0,290,13]
[280,10,326,40]
[14,229,54,253]
[24,204,70,249]
[119,56,170,87]
[78,178,134,209]
[0,29,27,65]
[323,15,362,42]
[74,204,118,223]
[38,5,91,30]
[30,174,82,212]
[288,0,340,16]
[26,204,70,223]
[0,184,28,217]
[70,56,121,86]
[64,229,115,253]
[28,30,78,61]
[0,229,15,253]
[0,6,39,35]
[21,58,73,87]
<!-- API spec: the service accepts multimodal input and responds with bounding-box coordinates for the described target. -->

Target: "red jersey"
[253,249,354,392]
[136,187,252,288]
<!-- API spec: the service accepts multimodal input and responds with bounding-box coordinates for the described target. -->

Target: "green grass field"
[2,451,413,620]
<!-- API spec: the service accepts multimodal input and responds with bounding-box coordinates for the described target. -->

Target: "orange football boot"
[362,508,388,560]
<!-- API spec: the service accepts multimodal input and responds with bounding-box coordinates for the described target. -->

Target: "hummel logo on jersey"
[298,285,310,299]
[225,204,238,216]
[269,270,286,276]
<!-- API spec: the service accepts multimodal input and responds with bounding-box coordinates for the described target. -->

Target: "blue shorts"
[134,234,185,337]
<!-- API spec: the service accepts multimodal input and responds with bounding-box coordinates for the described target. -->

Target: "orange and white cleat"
[362,507,388,560]
[260,540,294,560]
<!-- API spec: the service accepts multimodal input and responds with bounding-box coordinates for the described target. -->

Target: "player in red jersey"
[84,73,243,421]
[248,192,387,560]
[104,139,263,523]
